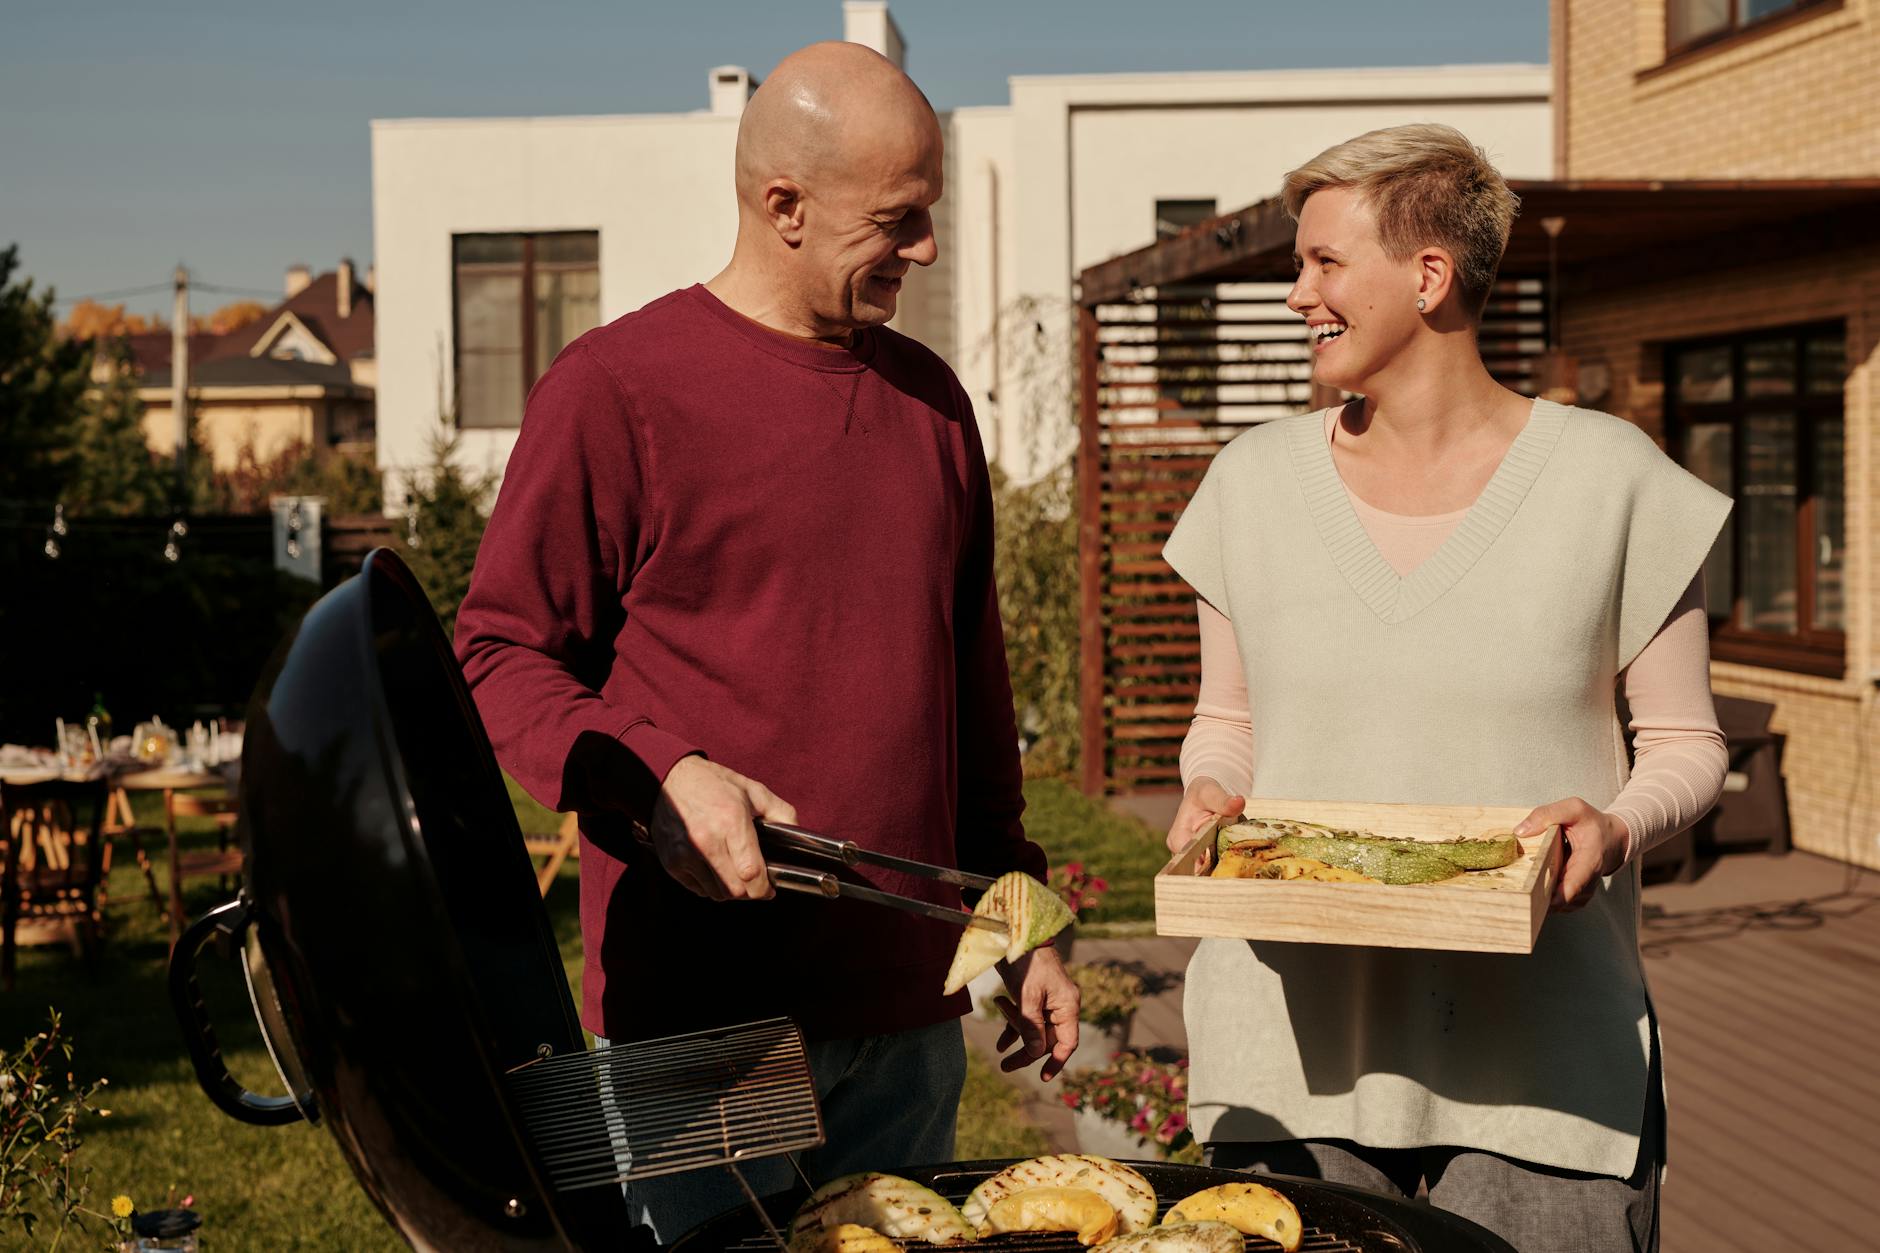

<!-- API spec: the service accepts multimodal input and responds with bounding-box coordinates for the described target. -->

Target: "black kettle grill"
[167,550,1513,1253]
[167,550,823,1250]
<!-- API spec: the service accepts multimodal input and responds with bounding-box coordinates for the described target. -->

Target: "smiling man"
[454,39,1078,1242]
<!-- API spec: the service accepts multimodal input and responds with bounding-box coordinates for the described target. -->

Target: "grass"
[1,775,1156,1248]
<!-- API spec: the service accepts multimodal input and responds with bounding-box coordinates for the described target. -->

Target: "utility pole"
[172,264,190,492]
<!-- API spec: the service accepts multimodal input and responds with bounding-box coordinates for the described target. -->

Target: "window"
[453,231,600,428]
[1155,199,1217,242]
[1667,323,1845,676]
[1666,0,1835,55]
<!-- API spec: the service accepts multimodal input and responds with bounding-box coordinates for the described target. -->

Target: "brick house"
[1072,0,1880,869]
[1551,0,1880,869]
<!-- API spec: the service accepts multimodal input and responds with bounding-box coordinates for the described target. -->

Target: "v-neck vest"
[1162,400,1730,1178]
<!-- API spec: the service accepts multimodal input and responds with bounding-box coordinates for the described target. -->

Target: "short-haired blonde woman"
[1162,124,1730,1251]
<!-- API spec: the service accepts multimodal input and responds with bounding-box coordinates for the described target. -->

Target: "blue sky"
[1,1,1547,320]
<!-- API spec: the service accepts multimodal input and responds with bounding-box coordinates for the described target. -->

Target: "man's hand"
[649,755,797,901]
[1165,776,1245,874]
[1517,797,1629,913]
[990,944,1081,1081]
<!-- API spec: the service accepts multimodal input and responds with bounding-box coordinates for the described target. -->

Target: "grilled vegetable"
[788,1173,975,1246]
[1164,1184,1302,1253]
[941,871,1074,996]
[1271,834,1463,884]
[1095,1221,1246,1253]
[789,1223,902,1253]
[1217,819,1521,874]
[962,1155,1157,1235]
[1255,856,1374,883]
[982,1186,1120,1245]
[1210,841,1279,879]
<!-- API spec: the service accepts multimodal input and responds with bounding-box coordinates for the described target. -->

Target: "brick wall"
[1563,0,1880,179]
[1559,244,1880,868]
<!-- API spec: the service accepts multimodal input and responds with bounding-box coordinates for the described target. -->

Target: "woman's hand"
[1165,776,1246,874]
[1516,797,1630,913]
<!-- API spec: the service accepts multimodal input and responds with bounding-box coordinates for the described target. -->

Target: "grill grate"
[721,1174,1376,1253]
[506,1017,823,1192]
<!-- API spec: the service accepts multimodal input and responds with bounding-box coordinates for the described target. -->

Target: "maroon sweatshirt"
[456,285,1043,1042]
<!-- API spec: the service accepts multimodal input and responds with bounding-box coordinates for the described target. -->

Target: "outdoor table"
[112,764,238,944]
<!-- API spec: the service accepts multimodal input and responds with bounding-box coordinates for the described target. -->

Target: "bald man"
[457,41,1079,1239]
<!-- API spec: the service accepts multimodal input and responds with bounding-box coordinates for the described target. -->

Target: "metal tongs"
[756,821,1010,936]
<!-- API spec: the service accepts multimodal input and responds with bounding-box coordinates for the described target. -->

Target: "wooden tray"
[1155,798,1559,954]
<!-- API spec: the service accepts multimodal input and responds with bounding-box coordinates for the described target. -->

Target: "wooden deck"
[965,851,1880,1252]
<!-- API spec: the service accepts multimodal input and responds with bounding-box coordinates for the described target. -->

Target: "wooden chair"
[524,811,581,897]
[164,789,243,946]
[1,777,109,991]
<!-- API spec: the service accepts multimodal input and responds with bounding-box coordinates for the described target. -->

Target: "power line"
[49,283,173,305]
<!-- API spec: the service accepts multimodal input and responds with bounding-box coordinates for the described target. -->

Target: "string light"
[286,500,304,559]
[163,517,187,563]
[44,502,65,559]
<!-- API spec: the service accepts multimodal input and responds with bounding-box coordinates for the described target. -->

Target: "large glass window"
[1667,0,1834,55]
[453,231,600,428]
[1668,323,1845,676]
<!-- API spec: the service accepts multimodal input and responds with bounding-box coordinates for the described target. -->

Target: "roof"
[1077,179,1880,304]
[142,355,359,391]
[124,329,223,377]
[205,269,373,364]
[119,267,373,380]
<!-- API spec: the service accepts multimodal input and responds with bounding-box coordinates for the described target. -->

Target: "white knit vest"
[1162,400,1731,1178]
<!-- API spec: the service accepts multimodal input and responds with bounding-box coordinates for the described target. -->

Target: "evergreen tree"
[0,244,91,504]
[397,423,496,641]
[65,338,168,516]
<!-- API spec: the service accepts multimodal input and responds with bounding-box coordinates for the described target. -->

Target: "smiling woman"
[1161,123,1730,1253]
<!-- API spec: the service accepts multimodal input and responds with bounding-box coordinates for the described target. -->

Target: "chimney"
[338,258,354,320]
[285,263,311,298]
[708,65,755,116]
[842,1,905,68]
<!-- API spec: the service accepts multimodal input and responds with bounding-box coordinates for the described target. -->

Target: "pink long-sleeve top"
[1180,413,1728,862]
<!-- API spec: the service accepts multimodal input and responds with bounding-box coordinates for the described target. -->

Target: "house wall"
[141,396,322,471]
[1562,0,1880,177]
[1558,0,1880,868]
[369,112,741,509]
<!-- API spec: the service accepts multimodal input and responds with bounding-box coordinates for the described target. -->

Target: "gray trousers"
[596,1018,967,1245]
[1207,1072,1662,1253]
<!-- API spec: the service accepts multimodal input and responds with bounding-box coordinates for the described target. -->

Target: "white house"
[370,1,1551,499]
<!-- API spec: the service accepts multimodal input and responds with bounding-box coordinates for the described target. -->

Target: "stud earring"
[1416,298,1427,311]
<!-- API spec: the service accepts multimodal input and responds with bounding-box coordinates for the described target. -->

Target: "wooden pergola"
[1073,178,1880,797]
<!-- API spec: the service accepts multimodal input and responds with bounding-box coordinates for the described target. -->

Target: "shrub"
[1068,962,1143,1030]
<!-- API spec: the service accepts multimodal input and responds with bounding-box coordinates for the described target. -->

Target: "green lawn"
[1,777,1154,1248]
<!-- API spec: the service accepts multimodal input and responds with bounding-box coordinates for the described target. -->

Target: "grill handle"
[168,899,306,1127]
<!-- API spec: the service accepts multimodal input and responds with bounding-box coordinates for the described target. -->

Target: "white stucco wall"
[370,64,1551,492]
[370,112,739,505]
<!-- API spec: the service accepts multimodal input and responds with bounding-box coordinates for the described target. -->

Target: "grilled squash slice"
[788,1173,974,1246]
[1164,1183,1302,1253]
[789,1223,901,1253]
[942,871,1075,995]
[1095,1220,1246,1253]
[982,1186,1119,1245]
[962,1155,1157,1235]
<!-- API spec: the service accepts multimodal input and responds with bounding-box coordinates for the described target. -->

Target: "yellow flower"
[111,1195,135,1218]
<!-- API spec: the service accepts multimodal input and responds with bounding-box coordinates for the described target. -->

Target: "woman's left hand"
[1515,798,1631,913]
